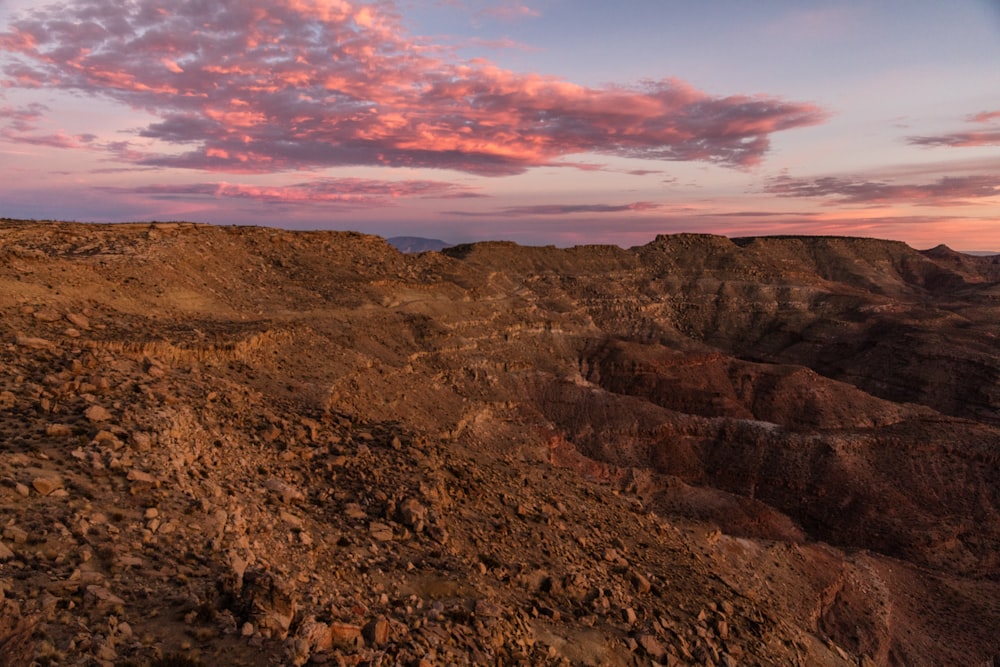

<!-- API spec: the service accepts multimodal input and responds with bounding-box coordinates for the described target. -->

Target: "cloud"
[2,129,96,148]
[458,36,541,52]
[478,2,541,22]
[101,177,482,207]
[0,103,99,147]
[765,173,1000,207]
[907,130,1000,148]
[0,102,48,132]
[445,201,661,217]
[968,110,1000,124]
[437,1,541,25]
[706,210,818,218]
[906,109,1000,148]
[0,0,826,176]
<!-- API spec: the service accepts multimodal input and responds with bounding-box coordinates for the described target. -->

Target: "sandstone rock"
[0,391,15,408]
[65,312,90,329]
[363,616,390,647]
[31,476,62,496]
[237,568,295,640]
[398,497,428,532]
[45,424,72,437]
[130,431,152,451]
[329,622,363,647]
[427,524,449,544]
[32,309,61,322]
[126,469,157,484]
[344,503,368,520]
[638,633,667,661]
[264,478,304,503]
[84,404,113,422]
[2,526,27,544]
[279,510,304,529]
[0,598,38,667]
[228,551,249,592]
[369,522,394,542]
[630,572,651,594]
[15,335,54,350]
[92,430,120,446]
[85,585,125,606]
[117,555,143,568]
[474,599,503,618]
[0,541,14,561]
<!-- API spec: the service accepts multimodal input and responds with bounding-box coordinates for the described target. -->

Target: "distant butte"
[2,219,1000,666]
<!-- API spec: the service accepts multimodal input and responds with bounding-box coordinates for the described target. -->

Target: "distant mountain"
[964,250,1000,256]
[387,236,450,253]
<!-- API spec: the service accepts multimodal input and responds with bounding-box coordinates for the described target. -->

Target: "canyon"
[1,219,999,666]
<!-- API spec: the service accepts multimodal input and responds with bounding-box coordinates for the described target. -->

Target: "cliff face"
[1,220,999,666]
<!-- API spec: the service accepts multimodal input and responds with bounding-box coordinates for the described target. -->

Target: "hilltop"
[2,220,1000,666]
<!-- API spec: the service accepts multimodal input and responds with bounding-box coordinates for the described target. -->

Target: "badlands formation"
[1,219,1000,666]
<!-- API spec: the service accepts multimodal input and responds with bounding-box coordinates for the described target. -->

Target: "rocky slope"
[1,219,999,666]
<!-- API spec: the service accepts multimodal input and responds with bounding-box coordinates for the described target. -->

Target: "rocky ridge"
[1,220,999,666]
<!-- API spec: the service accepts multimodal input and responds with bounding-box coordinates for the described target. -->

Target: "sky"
[0,0,998,249]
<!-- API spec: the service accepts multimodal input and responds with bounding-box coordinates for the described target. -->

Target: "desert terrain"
[1,219,1000,666]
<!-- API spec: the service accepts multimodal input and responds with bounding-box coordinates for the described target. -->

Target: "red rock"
[328,622,362,647]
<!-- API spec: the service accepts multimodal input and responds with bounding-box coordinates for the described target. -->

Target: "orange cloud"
[0,0,826,175]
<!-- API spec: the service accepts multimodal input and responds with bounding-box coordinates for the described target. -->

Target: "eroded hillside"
[1,220,999,666]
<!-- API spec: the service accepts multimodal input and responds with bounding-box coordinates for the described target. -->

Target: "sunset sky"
[1,0,998,249]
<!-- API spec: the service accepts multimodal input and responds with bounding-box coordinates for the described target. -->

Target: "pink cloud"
[907,109,1000,148]
[102,177,482,207]
[765,173,1000,207]
[0,103,99,148]
[907,130,1000,148]
[446,201,661,217]
[2,130,96,148]
[0,0,826,176]
[0,102,47,132]
[968,110,1000,124]
[459,36,541,52]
